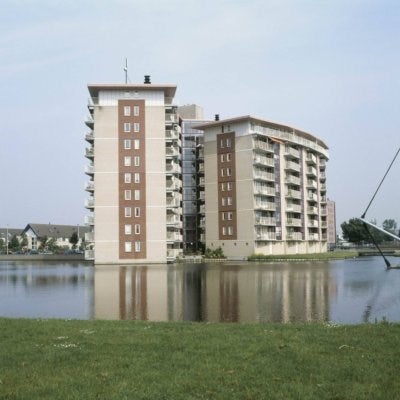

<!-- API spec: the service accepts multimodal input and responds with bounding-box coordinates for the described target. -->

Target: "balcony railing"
[307,180,318,189]
[254,170,275,182]
[84,250,94,260]
[285,161,301,172]
[84,216,94,226]
[167,198,180,208]
[167,232,182,242]
[284,147,300,159]
[307,206,318,214]
[306,167,317,176]
[254,186,275,196]
[287,232,303,240]
[253,140,274,153]
[255,217,276,226]
[285,190,301,199]
[166,147,180,158]
[167,249,182,259]
[320,184,327,191]
[85,199,94,209]
[85,232,94,242]
[166,164,182,175]
[306,153,317,164]
[286,218,302,227]
[85,182,94,192]
[166,180,182,191]
[85,148,94,159]
[85,132,94,142]
[198,177,205,186]
[286,204,302,213]
[165,114,178,124]
[85,115,94,128]
[255,232,276,241]
[308,233,320,241]
[253,155,274,167]
[308,220,319,228]
[85,165,94,175]
[285,175,301,185]
[165,129,180,141]
[307,193,318,202]
[254,202,275,211]
[167,216,181,225]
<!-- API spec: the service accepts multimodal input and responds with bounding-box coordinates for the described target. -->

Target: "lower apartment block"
[195,116,329,259]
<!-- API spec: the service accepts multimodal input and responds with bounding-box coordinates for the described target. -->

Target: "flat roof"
[195,115,328,150]
[88,83,177,99]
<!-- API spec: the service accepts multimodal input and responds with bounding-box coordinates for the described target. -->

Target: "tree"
[382,219,397,241]
[47,238,59,253]
[8,235,20,253]
[38,236,48,251]
[0,238,4,253]
[20,233,28,251]
[341,218,368,244]
[69,232,79,250]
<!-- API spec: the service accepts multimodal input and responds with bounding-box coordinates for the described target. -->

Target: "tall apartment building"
[196,116,329,259]
[84,77,183,264]
[326,199,337,248]
[178,105,209,253]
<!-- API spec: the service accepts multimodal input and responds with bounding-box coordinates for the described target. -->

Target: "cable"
[361,146,400,219]
[362,222,391,269]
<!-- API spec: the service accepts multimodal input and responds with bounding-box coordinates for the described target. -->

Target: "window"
[134,207,140,217]
[220,168,224,177]
[220,139,225,148]
[134,224,140,234]
[124,242,132,252]
[125,224,132,235]
[133,106,139,116]
[221,183,225,191]
[228,226,234,235]
[134,173,140,183]
[134,241,141,252]
[124,190,131,200]
[124,122,131,133]
[124,173,131,183]
[125,207,132,217]
[124,139,131,149]
[226,138,231,147]
[134,190,140,200]
[227,182,232,191]
[227,153,232,161]
[227,167,232,176]
[134,156,140,166]
[134,139,140,149]
[221,197,226,206]
[220,154,225,162]
[124,156,131,167]
[227,197,233,206]
[222,226,227,235]
[133,123,140,132]
[124,106,131,116]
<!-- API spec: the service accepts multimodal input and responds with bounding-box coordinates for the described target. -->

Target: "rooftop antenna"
[124,58,128,84]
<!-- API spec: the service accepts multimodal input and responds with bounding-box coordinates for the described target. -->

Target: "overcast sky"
[1,0,399,233]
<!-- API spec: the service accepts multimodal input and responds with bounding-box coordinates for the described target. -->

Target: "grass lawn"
[1,318,399,399]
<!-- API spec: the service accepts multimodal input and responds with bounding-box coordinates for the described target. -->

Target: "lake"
[1,257,400,324]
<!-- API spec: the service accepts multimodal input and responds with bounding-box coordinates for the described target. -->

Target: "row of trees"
[341,218,398,244]
[0,232,82,254]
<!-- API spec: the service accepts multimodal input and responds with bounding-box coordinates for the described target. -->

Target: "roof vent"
[144,75,151,84]
[215,114,220,121]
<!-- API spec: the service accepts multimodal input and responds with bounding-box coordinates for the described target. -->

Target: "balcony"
[166,147,180,158]
[84,250,94,261]
[199,205,205,214]
[307,193,318,202]
[306,166,317,176]
[255,217,276,226]
[85,164,94,176]
[320,183,327,192]
[254,201,275,211]
[85,182,94,192]
[198,177,205,186]
[254,170,275,182]
[306,153,317,165]
[307,180,318,189]
[165,114,178,124]
[307,206,318,215]
[85,115,94,128]
[286,218,302,227]
[166,197,180,208]
[166,180,182,192]
[253,155,274,167]
[255,232,276,241]
[198,192,205,201]
[284,147,300,159]
[197,163,204,173]
[321,221,327,228]
[285,190,301,199]
[166,163,182,175]
[253,140,274,153]
[320,171,326,180]
[320,208,327,216]
[320,196,327,203]
[285,161,301,172]
[254,186,275,196]
[285,175,300,185]
[165,129,180,141]
[286,204,302,213]
[287,232,303,241]
[167,248,182,260]
[320,159,327,167]
[167,215,181,226]
[85,132,94,143]
[84,215,94,226]
[199,219,206,228]
[85,198,94,209]
[167,232,183,242]
[308,220,319,228]
[85,147,94,160]
[85,232,94,242]
[309,233,320,241]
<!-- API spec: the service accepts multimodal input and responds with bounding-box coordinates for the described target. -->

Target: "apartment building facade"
[196,116,329,259]
[84,78,183,264]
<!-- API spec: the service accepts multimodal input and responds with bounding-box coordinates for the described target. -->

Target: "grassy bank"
[1,319,399,399]
[248,250,358,261]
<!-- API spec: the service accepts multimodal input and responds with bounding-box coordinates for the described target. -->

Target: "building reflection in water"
[94,263,332,323]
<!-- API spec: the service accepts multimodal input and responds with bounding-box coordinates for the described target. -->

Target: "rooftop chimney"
[215,114,220,121]
[144,75,151,84]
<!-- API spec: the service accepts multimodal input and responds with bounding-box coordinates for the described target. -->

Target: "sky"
[0,0,399,233]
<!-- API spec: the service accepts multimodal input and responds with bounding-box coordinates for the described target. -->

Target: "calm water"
[1,257,400,323]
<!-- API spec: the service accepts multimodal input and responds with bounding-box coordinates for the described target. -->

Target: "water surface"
[1,257,399,323]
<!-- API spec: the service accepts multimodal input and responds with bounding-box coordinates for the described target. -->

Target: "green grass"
[1,319,399,399]
[248,251,358,261]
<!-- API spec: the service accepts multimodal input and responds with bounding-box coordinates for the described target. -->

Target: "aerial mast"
[124,58,128,84]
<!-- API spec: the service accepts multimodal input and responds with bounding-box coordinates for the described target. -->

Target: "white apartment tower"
[196,116,329,259]
[84,77,183,264]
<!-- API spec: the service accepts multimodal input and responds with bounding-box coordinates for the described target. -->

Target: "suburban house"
[22,223,89,251]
